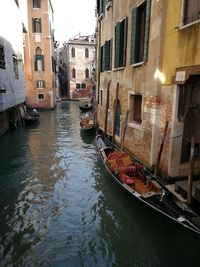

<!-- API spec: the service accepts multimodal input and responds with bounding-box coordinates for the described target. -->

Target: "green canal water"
[0,101,199,267]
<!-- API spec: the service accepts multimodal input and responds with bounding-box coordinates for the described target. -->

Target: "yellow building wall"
[162,0,200,84]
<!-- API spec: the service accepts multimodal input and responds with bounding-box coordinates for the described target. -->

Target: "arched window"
[85,68,89,78]
[85,48,89,58]
[72,68,76,78]
[71,47,75,57]
[34,47,44,71]
[32,18,42,33]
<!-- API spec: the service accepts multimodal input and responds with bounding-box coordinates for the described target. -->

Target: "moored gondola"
[96,133,200,235]
[79,101,93,111]
[80,113,96,133]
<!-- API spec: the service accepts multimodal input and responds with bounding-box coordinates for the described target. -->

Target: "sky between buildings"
[51,0,96,45]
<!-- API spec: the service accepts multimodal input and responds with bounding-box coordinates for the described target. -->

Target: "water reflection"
[0,101,199,267]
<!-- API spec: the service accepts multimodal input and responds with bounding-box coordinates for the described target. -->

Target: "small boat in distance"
[24,109,40,125]
[80,113,96,133]
[79,101,93,111]
[96,133,200,235]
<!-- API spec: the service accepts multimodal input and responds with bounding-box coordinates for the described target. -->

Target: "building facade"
[0,0,27,136]
[161,0,200,177]
[66,34,96,99]
[96,0,200,179]
[24,0,57,109]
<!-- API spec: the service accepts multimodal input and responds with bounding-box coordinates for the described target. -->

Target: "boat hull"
[96,134,200,235]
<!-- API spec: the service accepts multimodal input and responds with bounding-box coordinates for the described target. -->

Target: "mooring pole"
[187,136,195,206]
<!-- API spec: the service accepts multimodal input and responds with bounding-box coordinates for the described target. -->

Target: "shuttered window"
[99,46,104,73]
[130,0,151,65]
[114,17,128,68]
[182,0,200,26]
[104,39,112,71]
[36,80,45,88]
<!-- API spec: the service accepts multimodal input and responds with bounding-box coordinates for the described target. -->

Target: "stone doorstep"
[175,180,200,202]
[165,184,187,203]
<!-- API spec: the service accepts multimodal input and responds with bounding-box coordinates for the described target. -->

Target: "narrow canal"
[0,101,199,267]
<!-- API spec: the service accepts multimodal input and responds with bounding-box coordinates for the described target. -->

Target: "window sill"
[179,19,200,30]
[113,67,125,71]
[128,122,142,131]
[131,61,145,68]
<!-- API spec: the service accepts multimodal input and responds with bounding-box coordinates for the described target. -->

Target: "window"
[32,18,42,33]
[38,93,45,100]
[85,68,89,78]
[104,38,112,71]
[76,83,80,89]
[85,48,89,58]
[114,16,128,68]
[34,47,44,71]
[181,0,200,26]
[81,83,86,89]
[129,94,142,123]
[33,0,40,8]
[13,55,19,79]
[99,45,104,73]
[71,47,75,57]
[130,0,151,65]
[36,80,45,88]
[72,68,76,78]
[0,45,5,69]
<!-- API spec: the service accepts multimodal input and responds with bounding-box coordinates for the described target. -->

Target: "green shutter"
[130,8,137,65]
[143,0,151,62]
[104,41,109,71]
[123,16,128,67]
[42,55,44,71]
[115,22,120,68]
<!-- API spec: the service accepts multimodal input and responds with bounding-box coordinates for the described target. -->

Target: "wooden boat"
[24,109,40,125]
[96,133,200,235]
[79,101,93,111]
[80,113,96,133]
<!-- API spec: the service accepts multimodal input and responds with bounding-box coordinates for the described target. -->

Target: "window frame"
[36,80,45,88]
[37,93,45,100]
[128,92,143,128]
[32,18,42,33]
[85,68,89,79]
[71,47,75,58]
[85,48,89,58]
[72,68,76,78]
[33,0,41,8]
[180,0,200,29]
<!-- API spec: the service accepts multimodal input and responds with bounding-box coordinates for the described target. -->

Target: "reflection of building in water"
[27,111,64,192]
